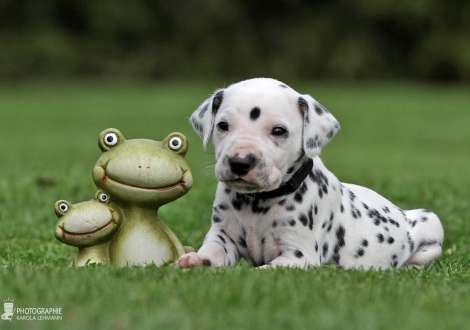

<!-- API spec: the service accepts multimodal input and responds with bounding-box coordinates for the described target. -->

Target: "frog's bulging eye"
[98,193,109,203]
[169,137,183,150]
[104,133,118,146]
[59,203,69,213]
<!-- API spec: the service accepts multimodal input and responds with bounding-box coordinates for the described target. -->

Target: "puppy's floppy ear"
[189,89,225,149]
[298,94,340,158]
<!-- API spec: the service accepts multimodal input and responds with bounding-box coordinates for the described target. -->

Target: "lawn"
[0,80,469,330]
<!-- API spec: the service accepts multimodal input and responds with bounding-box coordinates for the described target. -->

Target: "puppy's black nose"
[228,155,256,176]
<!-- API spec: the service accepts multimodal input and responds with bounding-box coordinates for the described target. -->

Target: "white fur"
[176,78,444,270]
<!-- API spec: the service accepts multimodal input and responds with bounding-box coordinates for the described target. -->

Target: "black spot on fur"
[250,107,261,121]
[298,97,309,113]
[314,204,318,215]
[377,233,385,243]
[198,102,209,118]
[314,103,324,115]
[212,90,224,115]
[238,236,247,248]
[212,214,222,223]
[315,242,319,252]
[322,242,329,258]
[389,218,400,228]
[407,232,415,253]
[388,237,395,244]
[192,119,203,134]
[289,219,296,226]
[217,235,226,244]
[294,249,304,258]
[361,239,368,247]
[221,229,236,245]
[309,169,329,197]
[356,249,365,257]
[278,199,287,206]
[307,206,314,230]
[362,203,369,210]
[203,259,212,266]
[272,220,278,228]
[349,191,356,201]
[368,209,388,226]
[331,253,340,264]
[279,84,288,88]
[218,203,229,211]
[261,238,265,244]
[306,135,321,150]
[336,225,346,250]
[252,198,270,214]
[306,137,315,149]
[383,206,390,213]
[232,198,242,210]
[299,213,308,227]
[286,205,296,212]
[350,203,362,219]
[294,182,308,203]
[340,204,344,213]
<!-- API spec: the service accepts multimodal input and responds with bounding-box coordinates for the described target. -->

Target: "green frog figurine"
[92,128,194,267]
[54,190,122,266]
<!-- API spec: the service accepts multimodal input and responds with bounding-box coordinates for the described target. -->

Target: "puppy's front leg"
[174,227,240,268]
[258,249,318,270]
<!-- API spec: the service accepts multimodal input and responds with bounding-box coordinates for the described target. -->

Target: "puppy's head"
[190,78,339,193]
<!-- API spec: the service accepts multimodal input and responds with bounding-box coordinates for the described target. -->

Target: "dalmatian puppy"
[175,78,444,270]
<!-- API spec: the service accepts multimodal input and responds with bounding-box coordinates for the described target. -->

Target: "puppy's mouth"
[221,178,261,192]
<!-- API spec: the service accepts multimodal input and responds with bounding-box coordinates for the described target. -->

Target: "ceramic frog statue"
[92,128,194,267]
[54,190,122,266]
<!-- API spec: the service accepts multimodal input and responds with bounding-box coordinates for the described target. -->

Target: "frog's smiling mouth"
[102,173,186,191]
[60,219,115,238]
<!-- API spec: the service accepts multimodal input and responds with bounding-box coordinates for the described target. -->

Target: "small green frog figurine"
[54,190,122,266]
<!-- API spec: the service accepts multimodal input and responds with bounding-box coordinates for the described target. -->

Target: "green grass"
[0,80,469,330]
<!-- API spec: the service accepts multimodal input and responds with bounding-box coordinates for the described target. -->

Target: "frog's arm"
[154,217,187,256]
[184,246,195,253]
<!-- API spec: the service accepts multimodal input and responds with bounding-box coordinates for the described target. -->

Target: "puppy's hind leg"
[405,209,444,269]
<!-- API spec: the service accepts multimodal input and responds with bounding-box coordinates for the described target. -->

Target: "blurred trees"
[0,0,469,82]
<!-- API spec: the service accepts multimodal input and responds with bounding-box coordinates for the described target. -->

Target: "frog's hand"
[184,246,195,253]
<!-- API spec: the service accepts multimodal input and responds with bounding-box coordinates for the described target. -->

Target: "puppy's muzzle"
[228,155,256,176]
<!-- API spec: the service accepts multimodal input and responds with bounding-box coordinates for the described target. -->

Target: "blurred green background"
[1,3,470,329]
[1,0,470,82]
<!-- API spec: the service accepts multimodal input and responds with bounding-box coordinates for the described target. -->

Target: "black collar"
[248,158,313,200]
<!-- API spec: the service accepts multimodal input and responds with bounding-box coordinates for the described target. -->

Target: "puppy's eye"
[271,126,288,137]
[217,121,229,132]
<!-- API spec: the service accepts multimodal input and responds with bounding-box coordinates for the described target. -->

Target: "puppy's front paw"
[173,252,204,268]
